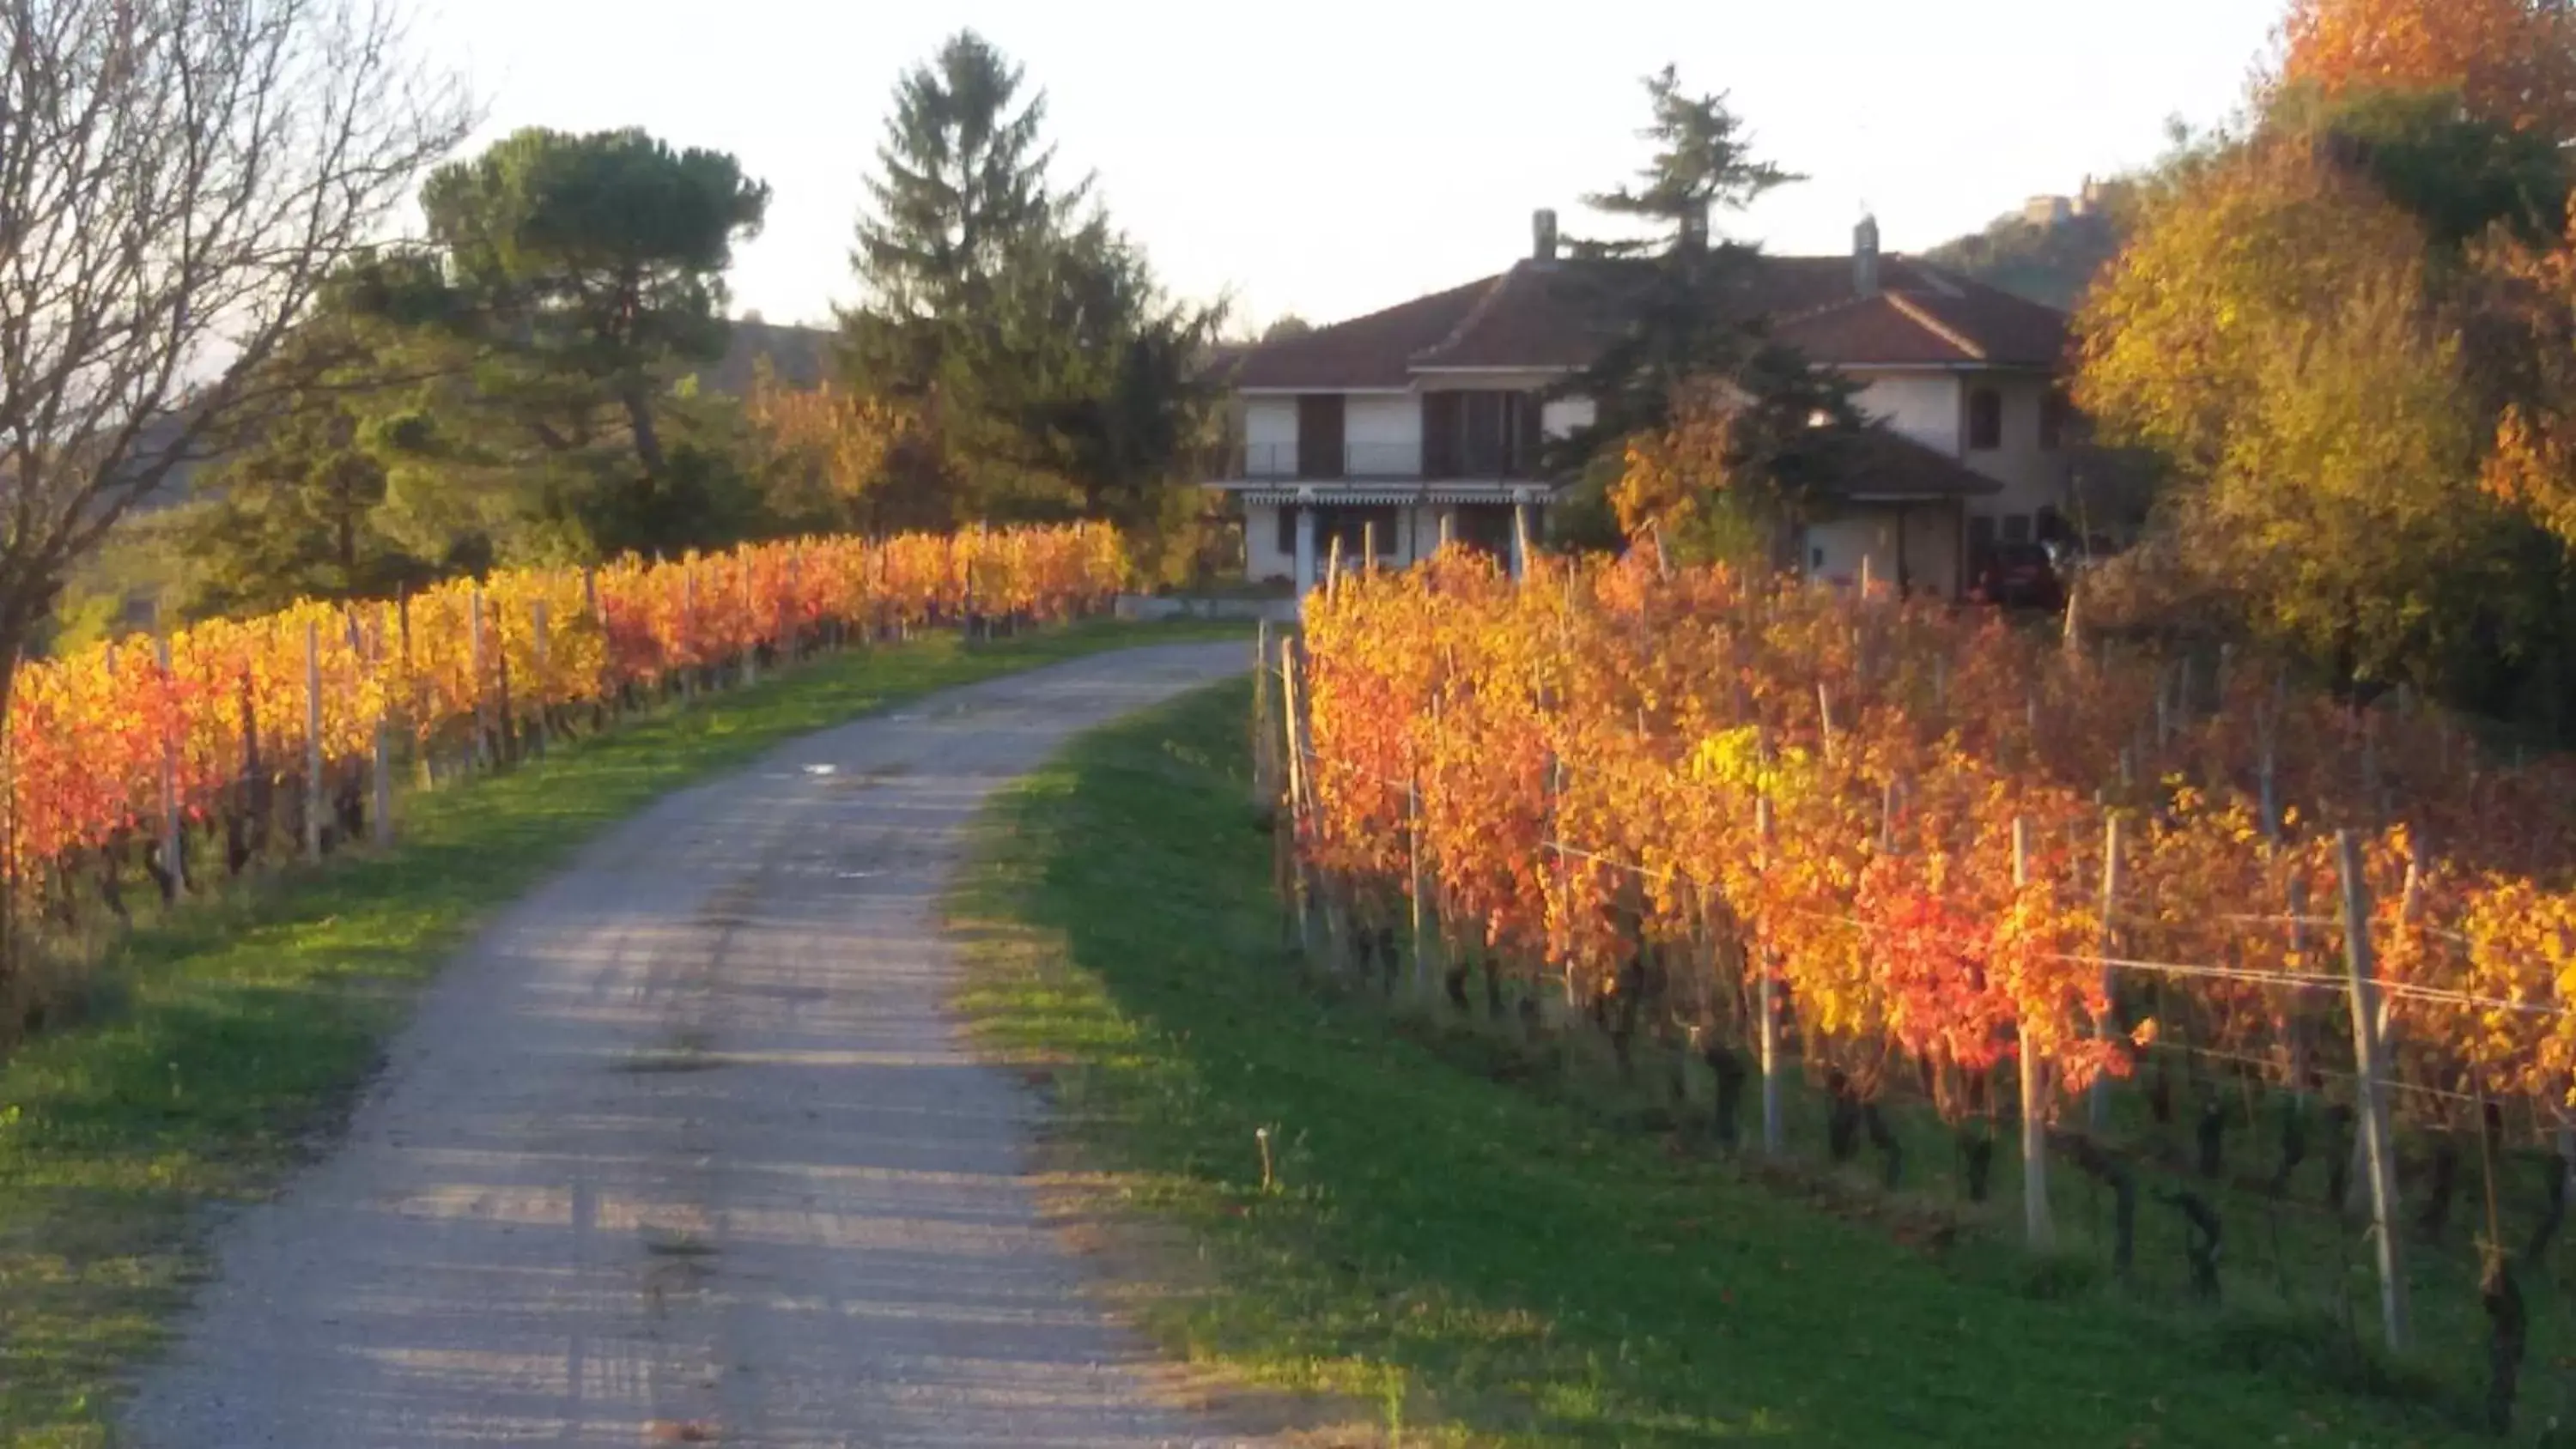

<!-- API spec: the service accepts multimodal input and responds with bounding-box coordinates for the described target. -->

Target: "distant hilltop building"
[2020,177,2110,230]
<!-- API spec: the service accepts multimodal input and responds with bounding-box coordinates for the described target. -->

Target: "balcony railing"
[1235,442,1420,481]
[1231,441,1545,482]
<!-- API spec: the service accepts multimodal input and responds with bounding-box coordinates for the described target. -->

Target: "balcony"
[1230,440,1546,482]
[1234,441,1420,481]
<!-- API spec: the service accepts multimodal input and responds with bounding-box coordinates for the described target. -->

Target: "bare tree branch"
[0,0,472,659]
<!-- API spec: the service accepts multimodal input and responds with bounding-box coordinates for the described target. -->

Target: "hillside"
[1923,187,2136,310]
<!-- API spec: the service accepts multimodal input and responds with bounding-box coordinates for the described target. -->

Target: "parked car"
[1971,542,2067,611]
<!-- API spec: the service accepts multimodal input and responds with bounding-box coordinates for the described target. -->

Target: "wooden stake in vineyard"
[1279,636,1315,955]
[739,561,758,688]
[372,605,395,848]
[531,601,551,757]
[2014,816,2054,1251]
[469,588,491,768]
[1756,794,1785,1157]
[2089,810,2124,1132]
[156,635,185,899]
[303,621,325,861]
[1251,621,1275,809]
[2336,829,2411,1354]
[1407,779,1435,1007]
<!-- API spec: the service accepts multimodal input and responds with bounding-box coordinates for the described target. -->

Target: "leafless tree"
[0,0,473,684]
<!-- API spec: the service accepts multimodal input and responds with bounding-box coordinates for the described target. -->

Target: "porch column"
[1509,498,1533,581]
[1294,500,1319,595]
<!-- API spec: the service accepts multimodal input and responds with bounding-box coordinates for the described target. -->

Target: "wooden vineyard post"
[2014,816,2054,1251]
[371,613,396,851]
[739,562,757,688]
[469,588,491,769]
[2337,829,2411,1354]
[1279,636,1314,955]
[531,601,550,758]
[1756,795,1785,1157]
[156,635,184,898]
[1251,621,1275,809]
[303,621,325,860]
[2089,809,2124,1132]
[1408,779,1435,1007]
[683,569,700,703]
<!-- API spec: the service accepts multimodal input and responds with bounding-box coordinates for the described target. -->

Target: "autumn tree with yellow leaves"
[2075,0,2576,727]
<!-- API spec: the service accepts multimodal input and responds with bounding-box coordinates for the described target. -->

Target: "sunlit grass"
[0,618,1249,1448]
[951,679,2489,1447]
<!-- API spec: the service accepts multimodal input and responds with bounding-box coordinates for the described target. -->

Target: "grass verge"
[0,618,1249,1449]
[951,677,2490,1447]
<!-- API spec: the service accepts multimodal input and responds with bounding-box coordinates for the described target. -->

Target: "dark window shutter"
[1968,389,2004,451]
[1297,395,1346,478]
[1423,392,1462,479]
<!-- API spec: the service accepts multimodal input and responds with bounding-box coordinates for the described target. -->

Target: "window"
[2035,506,2067,543]
[1274,506,1297,557]
[1967,388,2004,451]
[1424,391,1544,479]
[2040,391,2074,451]
[1297,394,1346,479]
[2002,512,2032,543]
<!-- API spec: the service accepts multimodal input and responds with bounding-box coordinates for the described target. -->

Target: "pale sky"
[416,0,2284,332]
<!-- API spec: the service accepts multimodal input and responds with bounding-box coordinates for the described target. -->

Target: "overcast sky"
[416,0,2284,331]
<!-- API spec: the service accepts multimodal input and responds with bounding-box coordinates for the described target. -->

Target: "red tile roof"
[1233,275,1500,391]
[1238,253,2069,389]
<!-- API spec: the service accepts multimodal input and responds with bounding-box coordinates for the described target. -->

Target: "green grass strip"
[951,678,2485,1448]
[0,618,1249,1448]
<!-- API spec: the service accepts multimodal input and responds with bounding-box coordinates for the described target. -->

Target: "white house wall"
[1853,372,1961,455]
[1804,506,1961,597]
[1244,397,1297,475]
[1541,397,1595,440]
[1964,373,2072,523]
[1346,395,1422,475]
[1805,514,1880,590]
[1246,502,1293,583]
[1902,504,1962,597]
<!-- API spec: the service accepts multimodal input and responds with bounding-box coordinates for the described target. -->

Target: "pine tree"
[1564,67,1811,450]
[837,31,1224,545]
[845,30,1079,390]
[1552,67,1860,552]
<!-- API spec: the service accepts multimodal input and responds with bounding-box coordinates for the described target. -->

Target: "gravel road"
[121,641,1255,1449]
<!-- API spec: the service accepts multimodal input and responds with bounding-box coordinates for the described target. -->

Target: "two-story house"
[1211,211,2075,597]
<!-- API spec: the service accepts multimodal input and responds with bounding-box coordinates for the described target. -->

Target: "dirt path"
[121,642,1255,1449]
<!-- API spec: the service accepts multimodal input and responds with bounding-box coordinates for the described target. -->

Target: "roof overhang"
[1235,385,1415,397]
[1840,488,2000,503]
[1403,364,1582,375]
[1206,481,1561,506]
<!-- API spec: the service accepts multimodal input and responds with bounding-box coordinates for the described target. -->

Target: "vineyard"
[1278,548,2576,1432]
[0,524,1126,987]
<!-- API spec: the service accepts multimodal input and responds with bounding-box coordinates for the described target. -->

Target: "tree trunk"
[623,383,668,477]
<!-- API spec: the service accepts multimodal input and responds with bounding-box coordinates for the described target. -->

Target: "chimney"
[1533,208,1559,263]
[1854,213,1882,297]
